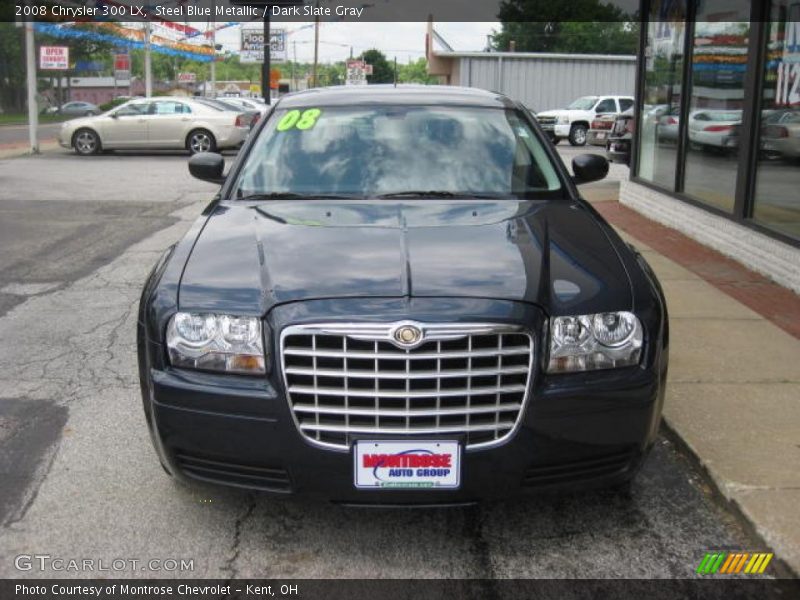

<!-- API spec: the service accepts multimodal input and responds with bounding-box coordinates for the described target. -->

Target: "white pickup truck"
[536,96,634,146]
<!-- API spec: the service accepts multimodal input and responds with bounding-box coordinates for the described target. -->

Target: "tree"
[492,0,638,55]
[398,58,438,84]
[359,49,394,84]
[0,23,26,111]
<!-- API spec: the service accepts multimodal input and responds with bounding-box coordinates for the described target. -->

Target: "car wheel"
[568,124,588,146]
[72,128,101,156]
[187,129,216,155]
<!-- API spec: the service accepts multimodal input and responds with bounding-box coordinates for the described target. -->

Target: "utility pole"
[210,24,216,98]
[292,40,297,91]
[262,11,271,104]
[144,21,152,97]
[312,10,319,87]
[24,16,39,154]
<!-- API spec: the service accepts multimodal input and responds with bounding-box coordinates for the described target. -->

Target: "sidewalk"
[583,182,800,576]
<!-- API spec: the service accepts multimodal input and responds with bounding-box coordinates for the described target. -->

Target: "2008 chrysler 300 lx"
[137,85,668,504]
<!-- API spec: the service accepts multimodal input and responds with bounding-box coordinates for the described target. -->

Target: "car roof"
[277,85,517,109]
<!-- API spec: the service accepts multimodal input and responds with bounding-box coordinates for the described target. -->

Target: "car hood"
[178,200,632,316]
[537,109,590,119]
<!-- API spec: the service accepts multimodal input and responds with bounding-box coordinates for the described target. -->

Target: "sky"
[212,22,499,64]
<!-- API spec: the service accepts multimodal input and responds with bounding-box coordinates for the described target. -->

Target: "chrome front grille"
[280,322,534,450]
[536,116,556,125]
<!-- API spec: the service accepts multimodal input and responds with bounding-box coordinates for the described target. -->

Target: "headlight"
[548,312,642,373]
[558,115,570,124]
[166,312,265,374]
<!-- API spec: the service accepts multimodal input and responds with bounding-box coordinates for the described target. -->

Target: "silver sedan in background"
[58,97,251,156]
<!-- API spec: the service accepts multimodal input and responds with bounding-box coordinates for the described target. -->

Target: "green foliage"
[98,97,129,112]
[0,23,25,112]
[360,49,395,84]
[492,0,639,55]
[398,58,438,84]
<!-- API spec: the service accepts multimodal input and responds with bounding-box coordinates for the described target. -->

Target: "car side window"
[151,101,190,115]
[115,102,150,117]
[619,99,634,112]
[595,99,617,113]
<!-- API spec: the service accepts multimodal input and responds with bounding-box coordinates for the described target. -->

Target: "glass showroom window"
[682,0,751,212]
[752,2,800,240]
[637,0,687,187]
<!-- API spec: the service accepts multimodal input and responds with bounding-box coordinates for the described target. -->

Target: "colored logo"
[362,449,452,482]
[696,552,773,575]
[392,324,422,347]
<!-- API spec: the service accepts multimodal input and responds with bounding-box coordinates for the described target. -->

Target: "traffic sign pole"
[25,19,39,154]
[262,11,271,104]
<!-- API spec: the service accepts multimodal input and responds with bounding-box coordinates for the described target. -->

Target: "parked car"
[536,96,634,146]
[760,109,800,160]
[606,107,634,165]
[687,109,742,151]
[58,97,250,155]
[656,106,681,143]
[195,97,261,129]
[587,113,618,146]
[47,101,101,117]
[137,85,668,501]
[220,96,269,117]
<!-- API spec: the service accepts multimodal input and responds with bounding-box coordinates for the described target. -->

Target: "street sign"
[39,46,69,70]
[346,59,368,86]
[178,72,197,83]
[240,28,287,64]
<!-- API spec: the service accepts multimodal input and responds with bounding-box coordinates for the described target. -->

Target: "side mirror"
[110,113,119,119]
[572,154,609,185]
[188,152,225,185]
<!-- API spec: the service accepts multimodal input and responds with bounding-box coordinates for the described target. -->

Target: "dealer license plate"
[354,440,461,489]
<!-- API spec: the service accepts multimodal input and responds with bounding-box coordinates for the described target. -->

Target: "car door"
[147,100,192,148]
[101,101,151,148]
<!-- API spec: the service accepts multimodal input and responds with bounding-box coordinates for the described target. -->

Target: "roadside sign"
[346,59,368,86]
[40,46,69,70]
[240,28,287,64]
[178,72,197,83]
[114,53,130,83]
[270,68,281,90]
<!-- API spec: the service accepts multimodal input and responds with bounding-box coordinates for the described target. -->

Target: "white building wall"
[457,54,637,112]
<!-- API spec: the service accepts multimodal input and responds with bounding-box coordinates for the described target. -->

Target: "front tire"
[569,124,588,146]
[72,128,101,156]
[186,129,216,155]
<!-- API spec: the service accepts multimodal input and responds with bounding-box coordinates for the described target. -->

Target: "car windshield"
[567,97,598,110]
[232,105,563,199]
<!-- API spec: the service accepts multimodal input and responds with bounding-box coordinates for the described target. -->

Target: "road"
[0,147,765,579]
[0,122,62,147]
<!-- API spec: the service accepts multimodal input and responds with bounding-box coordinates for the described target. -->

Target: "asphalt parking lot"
[0,147,767,579]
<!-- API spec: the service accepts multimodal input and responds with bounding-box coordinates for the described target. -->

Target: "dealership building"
[622,0,800,293]
[428,2,800,292]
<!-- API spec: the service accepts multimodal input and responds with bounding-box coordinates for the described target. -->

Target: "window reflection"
[682,0,751,212]
[752,2,800,238]
[637,0,686,187]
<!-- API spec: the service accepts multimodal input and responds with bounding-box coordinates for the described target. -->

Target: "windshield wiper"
[375,191,510,199]
[236,191,354,200]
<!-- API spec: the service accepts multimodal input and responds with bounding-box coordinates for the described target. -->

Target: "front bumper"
[141,299,665,503]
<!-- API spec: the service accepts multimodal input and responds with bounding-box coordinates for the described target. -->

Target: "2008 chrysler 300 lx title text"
[137,86,668,504]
